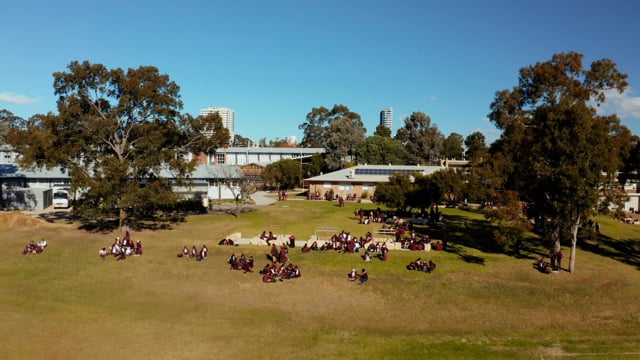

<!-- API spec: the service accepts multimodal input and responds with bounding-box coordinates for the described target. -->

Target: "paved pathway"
[249,191,278,206]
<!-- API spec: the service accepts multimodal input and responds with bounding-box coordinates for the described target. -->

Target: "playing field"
[1,199,639,359]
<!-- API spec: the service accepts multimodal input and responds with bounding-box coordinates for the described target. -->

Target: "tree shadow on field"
[413,213,503,265]
[580,234,640,270]
[78,213,184,233]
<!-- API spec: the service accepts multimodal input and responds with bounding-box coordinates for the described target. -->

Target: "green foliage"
[299,104,366,170]
[6,60,224,227]
[232,133,252,147]
[395,111,444,165]
[302,153,324,178]
[373,123,392,137]
[464,131,488,161]
[373,173,412,211]
[430,168,465,205]
[488,52,630,271]
[406,173,439,214]
[355,135,409,165]
[441,132,464,160]
[261,158,302,189]
[485,190,533,253]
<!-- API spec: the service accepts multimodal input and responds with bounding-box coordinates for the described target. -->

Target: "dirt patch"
[0,212,50,229]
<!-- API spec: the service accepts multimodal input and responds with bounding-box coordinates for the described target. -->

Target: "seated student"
[227,253,237,268]
[281,263,293,280]
[429,260,436,272]
[362,251,372,262]
[536,257,551,274]
[134,240,143,256]
[199,245,208,260]
[310,241,318,251]
[111,243,121,256]
[241,256,254,273]
[378,249,389,261]
[99,248,108,260]
[359,268,368,284]
[117,247,127,261]
[301,243,311,253]
[348,268,358,281]
[190,246,198,258]
[292,265,301,278]
[36,238,47,249]
[262,271,277,283]
[259,230,268,240]
[259,263,272,275]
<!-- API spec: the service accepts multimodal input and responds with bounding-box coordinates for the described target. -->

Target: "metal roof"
[0,163,244,180]
[304,164,445,184]
[0,164,69,179]
[219,146,325,155]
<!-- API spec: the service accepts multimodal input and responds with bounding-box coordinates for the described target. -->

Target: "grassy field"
[1,197,639,359]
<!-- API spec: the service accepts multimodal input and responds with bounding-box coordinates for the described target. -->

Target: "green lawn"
[1,200,639,359]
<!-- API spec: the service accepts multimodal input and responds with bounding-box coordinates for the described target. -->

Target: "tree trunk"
[119,207,127,231]
[569,215,581,273]
[234,194,241,217]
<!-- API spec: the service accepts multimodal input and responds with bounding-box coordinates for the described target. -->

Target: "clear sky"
[2,0,640,144]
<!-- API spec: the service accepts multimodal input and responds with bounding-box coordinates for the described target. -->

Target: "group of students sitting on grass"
[259,230,278,244]
[227,253,255,273]
[347,268,369,284]
[177,245,208,261]
[22,238,47,255]
[269,243,289,263]
[100,231,143,260]
[398,231,446,251]
[406,258,436,273]
[300,231,381,254]
[260,262,301,282]
[218,238,235,246]
[535,249,564,274]
[361,245,389,261]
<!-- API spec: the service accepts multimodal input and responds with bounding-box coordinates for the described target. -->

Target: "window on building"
[217,153,225,164]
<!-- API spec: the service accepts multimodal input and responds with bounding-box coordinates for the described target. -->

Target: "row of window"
[354,168,424,176]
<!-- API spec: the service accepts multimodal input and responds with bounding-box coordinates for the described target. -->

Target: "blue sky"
[2,0,640,145]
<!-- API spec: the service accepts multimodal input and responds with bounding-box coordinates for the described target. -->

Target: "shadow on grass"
[77,214,185,233]
[580,234,640,270]
[412,210,549,265]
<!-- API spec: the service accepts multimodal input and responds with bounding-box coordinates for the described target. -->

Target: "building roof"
[176,164,244,179]
[0,164,69,179]
[219,146,325,156]
[0,163,244,181]
[304,164,445,184]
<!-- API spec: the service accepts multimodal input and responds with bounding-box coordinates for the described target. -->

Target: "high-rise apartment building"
[379,107,393,131]
[200,106,235,139]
